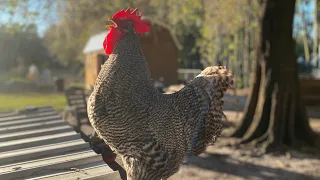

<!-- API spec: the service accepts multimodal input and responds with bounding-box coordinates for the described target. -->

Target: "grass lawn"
[0,92,67,112]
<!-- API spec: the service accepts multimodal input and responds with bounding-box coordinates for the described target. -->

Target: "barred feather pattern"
[87,26,233,180]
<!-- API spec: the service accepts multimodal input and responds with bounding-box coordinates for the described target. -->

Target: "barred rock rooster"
[87,7,234,180]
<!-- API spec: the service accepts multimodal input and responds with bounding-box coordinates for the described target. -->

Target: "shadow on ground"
[223,94,320,118]
[185,153,315,180]
[223,94,246,112]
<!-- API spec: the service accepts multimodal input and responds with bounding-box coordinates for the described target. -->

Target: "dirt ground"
[168,115,320,180]
[168,109,320,180]
[167,88,320,180]
[169,142,320,180]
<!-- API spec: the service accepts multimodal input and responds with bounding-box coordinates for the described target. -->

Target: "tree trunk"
[318,42,320,67]
[238,28,245,89]
[230,0,319,152]
[232,31,239,88]
[313,0,318,63]
[243,22,250,88]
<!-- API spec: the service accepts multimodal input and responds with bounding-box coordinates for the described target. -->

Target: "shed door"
[97,54,108,73]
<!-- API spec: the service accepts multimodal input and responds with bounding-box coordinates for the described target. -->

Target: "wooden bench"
[300,78,320,106]
[64,86,90,131]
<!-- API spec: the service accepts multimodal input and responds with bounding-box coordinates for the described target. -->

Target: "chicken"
[87,7,234,180]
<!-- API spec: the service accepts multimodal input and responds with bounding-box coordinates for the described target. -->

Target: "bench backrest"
[300,78,320,106]
[65,87,88,119]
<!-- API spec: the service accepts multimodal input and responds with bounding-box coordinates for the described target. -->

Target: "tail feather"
[190,66,234,155]
[198,66,234,92]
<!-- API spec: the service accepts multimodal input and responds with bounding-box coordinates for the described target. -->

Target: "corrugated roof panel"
[0,125,71,142]
[27,163,117,180]
[0,119,66,134]
[0,114,61,127]
[0,106,54,119]
[0,106,120,180]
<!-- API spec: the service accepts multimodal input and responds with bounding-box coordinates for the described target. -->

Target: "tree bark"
[230,0,319,152]
[238,28,245,88]
[243,19,250,88]
[313,0,318,63]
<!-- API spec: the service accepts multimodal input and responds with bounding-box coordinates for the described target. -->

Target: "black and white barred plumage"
[87,26,233,180]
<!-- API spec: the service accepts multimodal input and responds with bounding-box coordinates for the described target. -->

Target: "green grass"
[0,92,67,112]
[7,76,31,82]
[69,82,85,88]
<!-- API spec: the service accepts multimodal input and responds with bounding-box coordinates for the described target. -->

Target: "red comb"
[111,7,150,34]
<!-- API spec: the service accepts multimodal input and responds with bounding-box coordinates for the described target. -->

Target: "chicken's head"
[103,7,150,55]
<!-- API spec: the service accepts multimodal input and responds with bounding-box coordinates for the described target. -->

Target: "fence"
[177,69,202,82]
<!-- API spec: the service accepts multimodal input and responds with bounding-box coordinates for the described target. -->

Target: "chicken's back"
[149,66,234,161]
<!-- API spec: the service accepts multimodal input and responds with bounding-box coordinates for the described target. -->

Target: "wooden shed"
[82,21,181,90]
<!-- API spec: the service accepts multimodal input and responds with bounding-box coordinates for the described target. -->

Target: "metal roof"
[0,106,120,180]
[83,31,109,54]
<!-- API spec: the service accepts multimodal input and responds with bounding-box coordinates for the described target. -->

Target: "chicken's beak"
[105,25,113,29]
[106,18,117,29]
[109,18,116,25]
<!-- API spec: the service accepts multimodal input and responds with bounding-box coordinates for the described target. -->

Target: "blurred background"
[0,0,320,180]
[0,0,319,110]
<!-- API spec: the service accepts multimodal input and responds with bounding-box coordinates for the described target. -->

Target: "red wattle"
[103,28,125,55]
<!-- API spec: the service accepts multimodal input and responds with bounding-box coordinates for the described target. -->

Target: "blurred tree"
[230,0,319,152]
[312,0,318,65]
[296,40,307,57]
[42,0,158,67]
[41,0,257,70]
[197,0,259,88]
[200,0,246,64]
[1,0,259,80]
[294,0,313,62]
[0,24,51,72]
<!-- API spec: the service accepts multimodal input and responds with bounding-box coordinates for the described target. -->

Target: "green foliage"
[2,0,260,77]
[200,0,259,66]
[40,0,260,69]
[296,40,306,58]
[42,0,133,67]
[0,24,52,71]
[0,0,53,25]
[7,76,30,82]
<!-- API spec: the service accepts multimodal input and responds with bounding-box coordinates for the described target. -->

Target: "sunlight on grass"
[0,93,67,112]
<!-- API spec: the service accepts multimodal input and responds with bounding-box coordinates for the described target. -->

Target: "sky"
[293,0,315,37]
[0,0,316,38]
[0,0,58,36]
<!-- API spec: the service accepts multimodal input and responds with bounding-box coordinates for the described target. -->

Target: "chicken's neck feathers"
[95,28,155,97]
